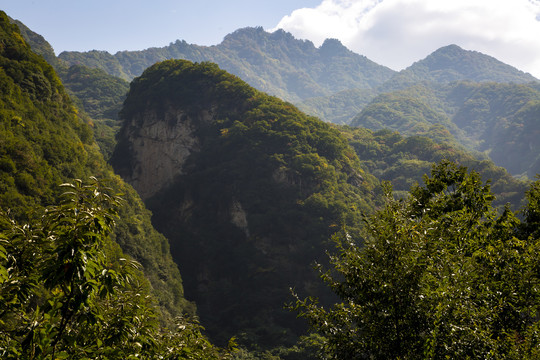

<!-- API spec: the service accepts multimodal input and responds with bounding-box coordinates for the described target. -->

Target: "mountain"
[0,11,191,325]
[350,91,458,136]
[8,16,60,68]
[381,44,538,91]
[348,46,540,178]
[297,88,378,124]
[110,57,529,350]
[58,27,395,103]
[339,126,527,208]
[110,59,378,348]
[316,44,539,124]
[350,81,540,178]
[57,65,130,158]
[9,17,131,160]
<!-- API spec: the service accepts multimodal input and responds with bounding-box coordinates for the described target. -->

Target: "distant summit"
[320,38,351,56]
[59,27,395,103]
[382,44,538,90]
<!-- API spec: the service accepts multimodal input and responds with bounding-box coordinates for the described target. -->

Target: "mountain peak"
[435,43,464,52]
[319,38,350,55]
[221,26,266,43]
[383,44,538,88]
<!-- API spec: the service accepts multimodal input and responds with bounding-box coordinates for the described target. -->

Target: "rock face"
[111,59,375,349]
[115,106,202,200]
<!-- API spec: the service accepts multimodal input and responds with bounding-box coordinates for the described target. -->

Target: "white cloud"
[273,0,540,78]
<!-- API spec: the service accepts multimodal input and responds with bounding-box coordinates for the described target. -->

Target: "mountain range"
[55,26,540,177]
[58,27,396,104]
[57,26,537,117]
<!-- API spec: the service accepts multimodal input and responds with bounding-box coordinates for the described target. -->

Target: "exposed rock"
[118,106,200,200]
[230,199,249,237]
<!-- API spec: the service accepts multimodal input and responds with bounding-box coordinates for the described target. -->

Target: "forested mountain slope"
[58,27,395,103]
[339,126,527,208]
[0,11,191,324]
[9,16,130,160]
[313,44,539,124]
[110,59,379,348]
[381,44,538,92]
[57,65,129,158]
[351,81,540,178]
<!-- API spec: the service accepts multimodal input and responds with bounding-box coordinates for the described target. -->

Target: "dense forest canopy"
[294,161,540,359]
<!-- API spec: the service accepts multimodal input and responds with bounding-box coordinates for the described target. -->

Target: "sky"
[3,0,540,78]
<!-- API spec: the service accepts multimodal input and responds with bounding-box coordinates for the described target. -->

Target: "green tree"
[293,160,540,359]
[0,179,227,359]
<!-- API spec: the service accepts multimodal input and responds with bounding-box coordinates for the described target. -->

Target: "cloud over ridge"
[273,0,540,78]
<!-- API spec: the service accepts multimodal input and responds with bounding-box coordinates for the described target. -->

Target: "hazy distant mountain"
[58,29,540,126]
[289,44,539,124]
[381,44,538,91]
[59,27,396,103]
[351,80,540,178]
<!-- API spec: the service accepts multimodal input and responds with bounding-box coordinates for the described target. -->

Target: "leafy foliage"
[0,179,228,359]
[293,160,540,359]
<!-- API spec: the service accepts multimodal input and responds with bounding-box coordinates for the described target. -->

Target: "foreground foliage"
[0,179,227,359]
[294,160,540,359]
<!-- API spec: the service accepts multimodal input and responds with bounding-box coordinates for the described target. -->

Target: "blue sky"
[3,0,320,52]
[4,0,540,77]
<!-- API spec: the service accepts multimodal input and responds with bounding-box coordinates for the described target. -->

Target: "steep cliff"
[114,105,202,199]
[111,59,378,348]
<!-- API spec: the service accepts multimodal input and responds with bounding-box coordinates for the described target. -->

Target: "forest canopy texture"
[294,161,540,359]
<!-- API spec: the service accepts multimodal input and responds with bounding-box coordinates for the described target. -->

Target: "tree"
[0,178,228,359]
[293,160,540,359]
